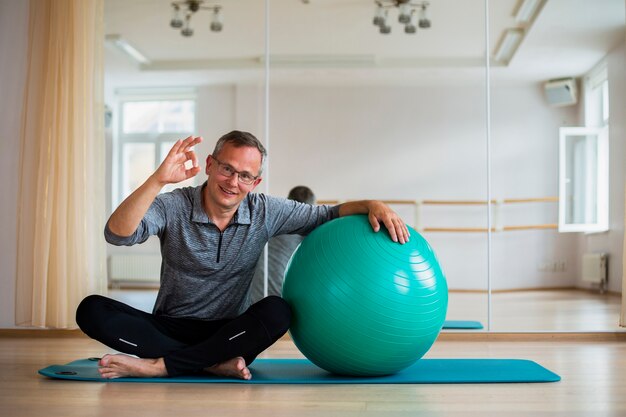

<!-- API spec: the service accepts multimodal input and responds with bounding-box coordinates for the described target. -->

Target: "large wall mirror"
[489,0,624,331]
[102,0,625,332]
[266,0,490,329]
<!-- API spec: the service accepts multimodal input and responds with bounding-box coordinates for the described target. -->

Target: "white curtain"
[622,182,626,327]
[622,30,626,328]
[16,0,107,328]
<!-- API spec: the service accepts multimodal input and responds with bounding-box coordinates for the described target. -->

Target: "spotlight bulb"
[182,14,193,37]
[170,5,183,28]
[405,10,417,33]
[379,24,391,34]
[398,4,411,24]
[210,9,223,32]
[373,6,385,26]
[418,6,431,28]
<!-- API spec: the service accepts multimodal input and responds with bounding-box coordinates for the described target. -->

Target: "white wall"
[267,83,488,200]
[490,82,581,290]
[0,0,29,328]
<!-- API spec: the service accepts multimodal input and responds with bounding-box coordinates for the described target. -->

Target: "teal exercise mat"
[442,320,484,329]
[39,358,560,384]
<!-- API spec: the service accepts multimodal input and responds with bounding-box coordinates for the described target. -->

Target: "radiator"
[582,253,607,285]
[108,254,161,285]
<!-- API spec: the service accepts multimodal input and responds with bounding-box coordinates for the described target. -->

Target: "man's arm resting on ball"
[338,200,410,244]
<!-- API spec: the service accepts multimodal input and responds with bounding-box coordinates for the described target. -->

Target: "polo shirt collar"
[191,182,251,225]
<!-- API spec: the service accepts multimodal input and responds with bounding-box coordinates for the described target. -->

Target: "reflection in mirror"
[559,126,609,233]
[103,0,267,307]
[267,0,489,331]
[490,0,624,331]
[102,0,625,333]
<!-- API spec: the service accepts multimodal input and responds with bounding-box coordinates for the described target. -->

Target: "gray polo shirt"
[105,182,339,320]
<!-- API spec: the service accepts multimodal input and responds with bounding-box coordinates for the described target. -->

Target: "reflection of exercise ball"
[282,215,448,376]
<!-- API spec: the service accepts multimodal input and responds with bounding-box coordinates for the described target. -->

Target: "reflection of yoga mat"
[443,320,484,329]
[39,358,560,384]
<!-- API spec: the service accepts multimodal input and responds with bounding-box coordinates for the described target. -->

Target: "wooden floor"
[5,288,618,415]
[1,334,625,416]
[447,289,624,332]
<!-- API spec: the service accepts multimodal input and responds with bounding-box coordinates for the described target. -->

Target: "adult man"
[249,185,316,303]
[76,131,409,380]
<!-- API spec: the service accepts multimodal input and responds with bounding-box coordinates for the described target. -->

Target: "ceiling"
[104,0,625,86]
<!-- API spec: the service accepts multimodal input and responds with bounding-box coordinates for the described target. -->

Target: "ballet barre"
[316,198,559,233]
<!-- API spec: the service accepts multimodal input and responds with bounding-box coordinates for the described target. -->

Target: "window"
[114,93,196,208]
[584,62,609,128]
[558,127,608,232]
[558,62,609,233]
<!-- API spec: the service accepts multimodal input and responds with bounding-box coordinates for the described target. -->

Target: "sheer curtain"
[16,0,107,328]
[622,185,625,327]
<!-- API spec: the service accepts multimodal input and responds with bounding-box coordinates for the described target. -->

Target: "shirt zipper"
[216,230,223,263]
[213,219,237,263]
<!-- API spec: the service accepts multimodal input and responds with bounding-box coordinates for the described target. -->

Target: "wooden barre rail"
[423,224,558,233]
[503,224,558,231]
[317,198,558,206]
[422,200,490,205]
[424,227,493,233]
[502,197,559,204]
[315,198,559,233]
[318,200,418,205]
[423,197,559,205]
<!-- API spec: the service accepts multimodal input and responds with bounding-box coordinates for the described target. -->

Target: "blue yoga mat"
[442,320,484,329]
[39,358,560,384]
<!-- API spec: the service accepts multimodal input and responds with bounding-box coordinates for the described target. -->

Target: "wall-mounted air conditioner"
[544,78,578,107]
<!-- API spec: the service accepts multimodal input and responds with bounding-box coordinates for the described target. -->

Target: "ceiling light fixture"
[105,34,150,65]
[170,0,223,37]
[514,0,542,24]
[372,1,431,35]
[494,28,524,64]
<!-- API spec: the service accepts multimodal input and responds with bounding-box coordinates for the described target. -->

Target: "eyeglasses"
[211,156,259,185]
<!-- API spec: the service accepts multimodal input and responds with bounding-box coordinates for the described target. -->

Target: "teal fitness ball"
[282,215,448,376]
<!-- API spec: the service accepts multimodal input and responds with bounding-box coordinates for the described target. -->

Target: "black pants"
[75,294,291,377]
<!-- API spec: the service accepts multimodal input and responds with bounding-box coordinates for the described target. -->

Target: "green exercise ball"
[282,214,448,376]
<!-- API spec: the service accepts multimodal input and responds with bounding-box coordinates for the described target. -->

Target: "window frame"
[112,89,197,208]
[558,126,609,233]
[557,60,610,234]
[584,60,609,128]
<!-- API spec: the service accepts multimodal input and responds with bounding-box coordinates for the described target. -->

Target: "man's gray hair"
[212,130,267,175]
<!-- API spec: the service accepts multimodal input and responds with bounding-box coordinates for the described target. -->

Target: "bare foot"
[204,357,251,380]
[98,354,168,379]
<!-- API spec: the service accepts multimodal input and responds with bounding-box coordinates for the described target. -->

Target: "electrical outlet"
[538,261,555,272]
[538,261,565,272]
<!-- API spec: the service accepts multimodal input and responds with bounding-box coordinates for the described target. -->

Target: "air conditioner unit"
[544,78,577,107]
